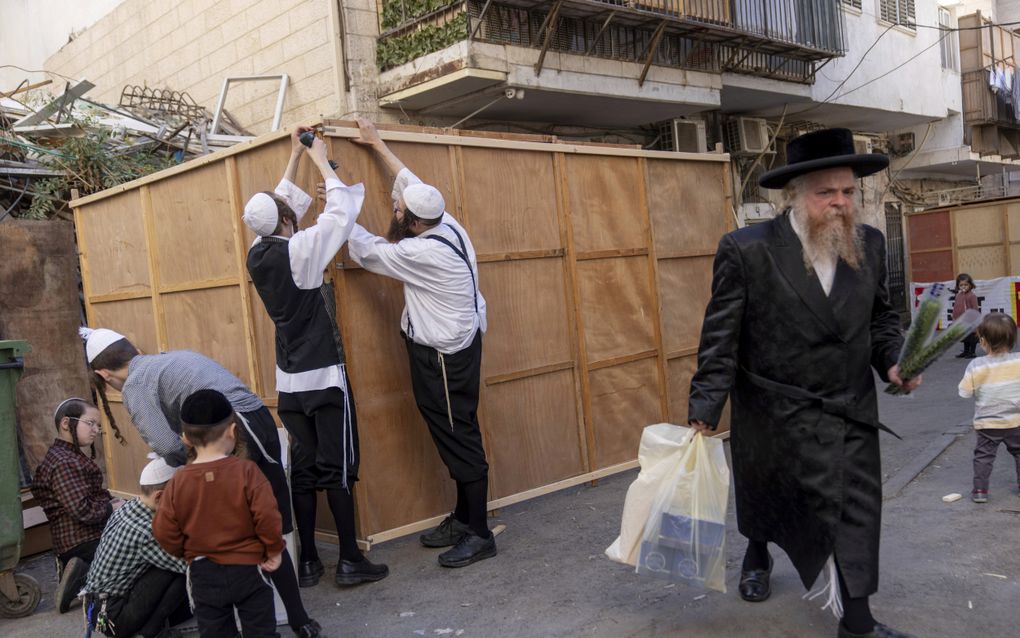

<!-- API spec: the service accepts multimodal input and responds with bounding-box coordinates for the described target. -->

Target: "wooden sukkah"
[71,121,733,545]
[906,199,1020,283]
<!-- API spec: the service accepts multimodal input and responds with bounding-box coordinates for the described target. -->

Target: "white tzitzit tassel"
[802,555,844,620]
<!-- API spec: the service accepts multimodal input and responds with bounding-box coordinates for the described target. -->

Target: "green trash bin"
[0,339,41,618]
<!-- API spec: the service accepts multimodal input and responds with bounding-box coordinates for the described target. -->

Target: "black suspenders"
[426,225,479,313]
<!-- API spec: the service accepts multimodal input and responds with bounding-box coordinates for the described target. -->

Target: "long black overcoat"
[687,212,903,597]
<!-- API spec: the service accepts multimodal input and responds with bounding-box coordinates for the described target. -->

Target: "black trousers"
[189,560,278,638]
[103,567,190,638]
[405,331,488,482]
[278,383,360,493]
[238,407,293,534]
[58,537,100,566]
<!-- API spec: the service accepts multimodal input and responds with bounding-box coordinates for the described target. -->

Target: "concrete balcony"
[375,0,845,126]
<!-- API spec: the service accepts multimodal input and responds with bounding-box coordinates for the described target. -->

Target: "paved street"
[5,352,1018,638]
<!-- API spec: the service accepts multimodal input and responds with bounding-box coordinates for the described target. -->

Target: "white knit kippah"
[403,183,445,220]
[139,456,177,486]
[242,192,279,236]
[79,327,126,364]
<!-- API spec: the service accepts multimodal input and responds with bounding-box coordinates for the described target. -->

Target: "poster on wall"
[909,276,1020,328]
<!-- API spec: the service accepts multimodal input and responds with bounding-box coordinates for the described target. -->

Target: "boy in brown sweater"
[153,389,284,638]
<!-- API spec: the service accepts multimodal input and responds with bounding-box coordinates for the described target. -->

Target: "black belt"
[739,367,900,439]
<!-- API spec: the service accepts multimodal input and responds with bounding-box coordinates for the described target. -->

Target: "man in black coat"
[688,128,921,638]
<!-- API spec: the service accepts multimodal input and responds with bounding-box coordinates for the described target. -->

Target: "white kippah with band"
[139,456,177,486]
[53,397,87,420]
[403,183,445,220]
[79,327,127,364]
[242,192,279,237]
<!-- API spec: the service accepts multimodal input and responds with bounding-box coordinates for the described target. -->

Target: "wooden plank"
[588,349,658,372]
[158,277,240,294]
[485,360,574,386]
[88,290,153,304]
[556,151,597,471]
[1003,205,1012,276]
[576,248,649,261]
[637,157,669,422]
[666,346,700,359]
[140,186,169,352]
[226,156,263,394]
[477,249,565,263]
[656,248,718,260]
[323,125,731,163]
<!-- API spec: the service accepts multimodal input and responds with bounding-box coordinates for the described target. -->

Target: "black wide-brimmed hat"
[759,128,889,189]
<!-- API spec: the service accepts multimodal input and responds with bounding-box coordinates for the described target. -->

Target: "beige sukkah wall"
[71,121,733,545]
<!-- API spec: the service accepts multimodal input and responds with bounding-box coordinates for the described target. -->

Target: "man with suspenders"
[346,118,496,568]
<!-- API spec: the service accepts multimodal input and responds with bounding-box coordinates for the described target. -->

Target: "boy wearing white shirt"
[243,126,388,588]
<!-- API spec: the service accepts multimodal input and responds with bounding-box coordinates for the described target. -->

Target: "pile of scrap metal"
[1,78,252,220]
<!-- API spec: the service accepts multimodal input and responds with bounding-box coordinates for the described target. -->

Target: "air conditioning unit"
[657,118,707,153]
[724,117,771,155]
[853,135,873,155]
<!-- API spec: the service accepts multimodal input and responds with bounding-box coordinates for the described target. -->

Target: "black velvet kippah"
[180,389,233,426]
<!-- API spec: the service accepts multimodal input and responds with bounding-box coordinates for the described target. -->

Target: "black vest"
[247,237,345,373]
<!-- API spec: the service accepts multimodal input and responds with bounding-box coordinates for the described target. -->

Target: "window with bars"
[939,7,959,70]
[841,0,862,9]
[879,0,915,30]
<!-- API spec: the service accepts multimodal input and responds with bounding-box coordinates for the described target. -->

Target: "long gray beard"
[792,204,864,272]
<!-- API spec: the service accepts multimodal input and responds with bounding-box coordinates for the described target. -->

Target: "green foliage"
[25,124,175,219]
[381,0,458,30]
[377,12,468,70]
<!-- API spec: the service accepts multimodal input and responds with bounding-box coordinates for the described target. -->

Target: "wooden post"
[225,157,263,394]
[140,185,168,352]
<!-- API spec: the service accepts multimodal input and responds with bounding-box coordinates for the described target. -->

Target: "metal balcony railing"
[377,0,846,81]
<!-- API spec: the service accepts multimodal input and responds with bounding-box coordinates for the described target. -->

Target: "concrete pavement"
[4,352,1017,638]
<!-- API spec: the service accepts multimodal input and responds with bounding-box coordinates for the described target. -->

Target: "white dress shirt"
[789,211,836,297]
[250,177,365,392]
[347,168,487,355]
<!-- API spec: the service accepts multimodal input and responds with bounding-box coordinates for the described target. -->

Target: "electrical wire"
[0,65,77,83]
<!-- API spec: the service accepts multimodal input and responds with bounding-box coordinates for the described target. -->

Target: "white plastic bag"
[605,423,730,592]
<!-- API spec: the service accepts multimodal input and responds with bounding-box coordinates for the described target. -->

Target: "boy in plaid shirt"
[82,457,191,637]
[31,398,122,613]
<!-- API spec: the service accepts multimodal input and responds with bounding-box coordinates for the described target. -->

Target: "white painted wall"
[996,0,1020,22]
[811,1,954,125]
[0,0,125,92]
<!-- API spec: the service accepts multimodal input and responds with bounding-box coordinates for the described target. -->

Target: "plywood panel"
[78,191,150,297]
[589,358,662,468]
[665,355,730,433]
[1008,204,1020,242]
[149,163,237,287]
[161,287,251,386]
[460,148,561,255]
[954,206,1003,247]
[482,370,585,498]
[328,139,457,247]
[103,400,156,494]
[577,256,657,363]
[907,212,951,252]
[1012,244,1020,274]
[646,160,726,255]
[565,155,648,252]
[478,259,572,380]
[909,250,954,283]
[87,298,159,356]
[339,268,455,535]
[958,245,1007,279]
[658,256,714,354]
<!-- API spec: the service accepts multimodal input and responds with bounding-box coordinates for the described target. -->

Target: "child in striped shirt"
[958,312,1020,503]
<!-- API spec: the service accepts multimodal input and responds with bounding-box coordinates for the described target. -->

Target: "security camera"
[504,88,517,99]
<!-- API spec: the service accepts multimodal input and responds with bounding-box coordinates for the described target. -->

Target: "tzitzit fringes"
[802,555,844,620]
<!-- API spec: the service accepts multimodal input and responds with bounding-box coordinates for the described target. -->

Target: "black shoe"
[56,557,87,614]
[956,351,968,358]
[964,353,978,359]
[298,559,324,587]
[438,531,497,568]
[837,622,917,638]
[296,619,322,638]
[420,514,471,548]
[738,554,773,603]
[335,557,389,586]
